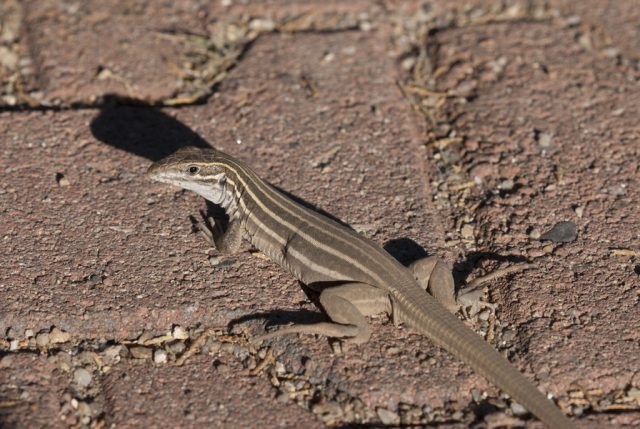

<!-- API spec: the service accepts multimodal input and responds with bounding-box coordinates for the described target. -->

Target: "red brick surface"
[103,355,323,428]
[1,1,639,428]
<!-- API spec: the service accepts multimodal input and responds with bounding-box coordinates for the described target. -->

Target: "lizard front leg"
[194,210,243,254]
[253,282,389,346]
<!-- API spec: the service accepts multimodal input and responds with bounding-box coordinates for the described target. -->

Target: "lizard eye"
[188,166,199,175]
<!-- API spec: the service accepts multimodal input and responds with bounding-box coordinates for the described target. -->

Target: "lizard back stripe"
[207,159,411,288]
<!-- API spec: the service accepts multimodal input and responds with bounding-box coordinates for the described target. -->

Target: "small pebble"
[281,381,296,393]
[452,410,464,420]
[88,274,103,284]
[510,402,528,416]
[502,329,516,343]
[204,339,221,355]
[55,353,72,372]
[0,354,14,368]
[103,345,127,363]
[385,346,400,356]
[209,258,236,270]
[376,408,400,425]
[605,184,626,196]
[461,224,475,239]
[55,172,70,187]
[167,341,186,355]
[50,327,71,344]
[35,333,50,347]
[219,343,235,354]
[214,361,229,374]
[471,388,483,402]
[303,358,317,374]
[248,18,275,32]
[527,248,546,258]
[172,325,189,340]
[401,56,415,71]
[137,331,153,344]
[312,401,343,422]
[208,256,222,267]
[498,179,515,191]
[539,221,577,243]
[129,346,153,360]
[564,15,581,27]
[76,401,92,417]
[274,361,286,375]
[232,345,249,359]
[627,387,640,399]
[246,356,257,370]
[153,349,167,364]
[535,130,553,149]
[73,368,92,388]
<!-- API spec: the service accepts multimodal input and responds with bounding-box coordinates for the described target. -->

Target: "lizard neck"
[216,180,240,219]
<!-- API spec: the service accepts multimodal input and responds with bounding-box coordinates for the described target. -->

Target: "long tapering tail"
[394,283,576,429]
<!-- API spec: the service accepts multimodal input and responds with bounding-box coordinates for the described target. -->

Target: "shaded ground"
[1,1,638,428]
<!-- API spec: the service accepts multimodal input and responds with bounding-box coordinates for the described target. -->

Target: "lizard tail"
[394,283,576,429]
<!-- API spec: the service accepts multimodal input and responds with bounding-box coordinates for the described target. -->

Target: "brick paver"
[1,1,638,428]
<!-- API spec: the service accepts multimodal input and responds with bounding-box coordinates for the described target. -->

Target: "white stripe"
[238,197,348,281]
[215,160,391,287]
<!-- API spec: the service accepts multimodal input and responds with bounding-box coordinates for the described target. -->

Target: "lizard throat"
[193,179,240,220]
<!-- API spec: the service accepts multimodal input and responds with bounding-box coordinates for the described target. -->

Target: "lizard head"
[147,146,232,205]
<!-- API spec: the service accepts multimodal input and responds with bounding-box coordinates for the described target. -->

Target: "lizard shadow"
[90,99,352,228]
[331,399,515,428]
[89,95,212,162]
[331,416,488,428]
[228,309,326,332]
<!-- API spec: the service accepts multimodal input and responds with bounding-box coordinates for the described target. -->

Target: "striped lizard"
[147,146,576,429]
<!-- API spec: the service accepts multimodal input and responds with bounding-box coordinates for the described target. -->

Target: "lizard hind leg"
[408,256,458,314]
[252,282,388,346]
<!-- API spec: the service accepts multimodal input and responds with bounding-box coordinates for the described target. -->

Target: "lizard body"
[148,146,576,429]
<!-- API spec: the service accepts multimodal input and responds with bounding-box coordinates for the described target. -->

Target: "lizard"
[147,146,576,429]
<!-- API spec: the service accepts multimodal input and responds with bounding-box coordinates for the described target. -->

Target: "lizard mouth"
[146,162,178,185]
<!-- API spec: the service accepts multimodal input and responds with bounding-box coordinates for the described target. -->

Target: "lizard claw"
[190,211,215,247]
